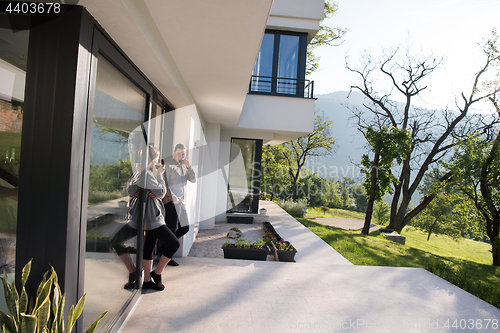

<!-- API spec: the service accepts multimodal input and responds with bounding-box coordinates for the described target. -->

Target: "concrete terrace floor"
[118,201,500,333]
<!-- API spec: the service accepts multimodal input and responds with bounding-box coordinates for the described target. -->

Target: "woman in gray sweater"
[111,146,179,290]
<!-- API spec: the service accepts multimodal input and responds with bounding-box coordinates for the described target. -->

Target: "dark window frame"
[249,29,309,98]
[14,5,174,333]
[227,137,263,214]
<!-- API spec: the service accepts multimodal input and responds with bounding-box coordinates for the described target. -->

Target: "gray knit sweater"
[126,169,167,230]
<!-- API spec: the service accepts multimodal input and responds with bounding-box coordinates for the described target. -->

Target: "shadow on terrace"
[115,200,500,333]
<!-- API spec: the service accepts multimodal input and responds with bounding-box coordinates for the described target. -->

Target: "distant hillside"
[308,91,367,182]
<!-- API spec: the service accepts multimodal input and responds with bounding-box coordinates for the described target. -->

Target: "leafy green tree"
[281,114,335,199]
[337,177,355,209]
[411,192,472,241]
[260,144,289,201]
[307,1,347,75]
[347,32,500,233]
[360,126,411,234]
[351,183,367,212]
[373,200,390,226]
[299,170,330,207]
[446,131,500,265]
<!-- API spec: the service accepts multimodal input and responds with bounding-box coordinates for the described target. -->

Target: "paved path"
[119,201,500,333]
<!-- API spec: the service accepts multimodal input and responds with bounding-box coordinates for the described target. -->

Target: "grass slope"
[306,207,364,219]
[297,217,500,308]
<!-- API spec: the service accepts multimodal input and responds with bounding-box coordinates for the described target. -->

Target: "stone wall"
[0,99,23,133]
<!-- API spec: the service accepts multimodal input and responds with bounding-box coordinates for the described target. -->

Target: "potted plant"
[263,231,282,246]
[222,238,268,261]
[0,260,108,333]
[271,240,297,262]
[226,227,242,239]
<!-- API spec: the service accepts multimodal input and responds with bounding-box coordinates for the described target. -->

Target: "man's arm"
[183,160,196,183]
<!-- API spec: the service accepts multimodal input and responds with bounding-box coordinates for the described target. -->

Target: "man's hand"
[132,191,140,198]
[148,192,159,199]
[183,159,191,168]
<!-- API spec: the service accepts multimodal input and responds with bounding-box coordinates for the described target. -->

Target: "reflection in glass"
[0,23,28,291]
[277,34,299,94]
[83,56,146,332]
[252,33,274,93]
[227,139,258,213]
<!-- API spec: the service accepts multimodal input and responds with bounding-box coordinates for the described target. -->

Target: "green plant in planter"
[275,241,295,251]
[0,260,108,333]
[251,239,266,248]
[223,238,267,249]
[86,230,112,241]
[263,231,283,246]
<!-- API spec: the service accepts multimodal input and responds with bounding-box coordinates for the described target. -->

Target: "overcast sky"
[308,0,500,111]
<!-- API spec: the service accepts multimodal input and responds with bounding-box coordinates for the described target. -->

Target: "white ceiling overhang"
[78,0,273,127]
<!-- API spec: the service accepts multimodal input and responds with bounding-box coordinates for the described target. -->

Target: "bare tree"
[346,40,500,232]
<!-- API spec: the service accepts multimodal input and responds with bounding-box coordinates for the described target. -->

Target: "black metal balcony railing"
[248,75,314,99]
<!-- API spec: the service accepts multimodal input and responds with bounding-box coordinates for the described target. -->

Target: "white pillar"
[199,122,221,229]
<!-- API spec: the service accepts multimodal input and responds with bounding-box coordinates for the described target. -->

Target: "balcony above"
[238,93,315,145]
[249,75,314,99]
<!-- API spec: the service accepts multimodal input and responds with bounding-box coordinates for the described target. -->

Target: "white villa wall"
[215,129,232,223]
[270,0,324,20]
[239,94,315,135]
[267,0,324,41]
[169,104,207,256]
[199,122,221,229]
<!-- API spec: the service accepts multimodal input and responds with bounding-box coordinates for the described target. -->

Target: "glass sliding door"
[227,138,262,214]
[83,55,147,332]
[250,31,306,97]
[251,33,274,93]
[0,17,29,310]
[277,34,299,94]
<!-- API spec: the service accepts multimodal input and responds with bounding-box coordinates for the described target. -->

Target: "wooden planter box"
[222,246,268,261]
[263,222,275,232]
[227,215,254,224]
[271,241,297,262]
[86,239,112,253]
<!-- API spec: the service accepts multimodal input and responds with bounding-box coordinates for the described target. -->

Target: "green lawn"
[306,206,364,219]
[297,217,500,308]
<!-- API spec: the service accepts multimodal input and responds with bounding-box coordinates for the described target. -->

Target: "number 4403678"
[4,3,61,14]
[444,319,498,330]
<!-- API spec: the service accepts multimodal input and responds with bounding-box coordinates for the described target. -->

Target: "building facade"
[0,0,323,331]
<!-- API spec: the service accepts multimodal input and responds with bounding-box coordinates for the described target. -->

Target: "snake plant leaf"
[0,273,15,321]
[20,313,36,333]
[21,260,32,288]
[3,280,19,328]
[33,279,52,314]
[52,292,65,333]
[85,310,109,333]
[36,270,55,302]
[36,300,50,333]
[19,288,27,317]
[65,293,86,333]
[0,310,16,333]
[52,284,60,315]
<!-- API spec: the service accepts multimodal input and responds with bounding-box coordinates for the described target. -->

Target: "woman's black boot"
[150,270,165,290]
[124,271,136,289]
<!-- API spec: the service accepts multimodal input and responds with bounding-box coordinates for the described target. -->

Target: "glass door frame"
[227,137,263,214]
[84,27,172,331]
